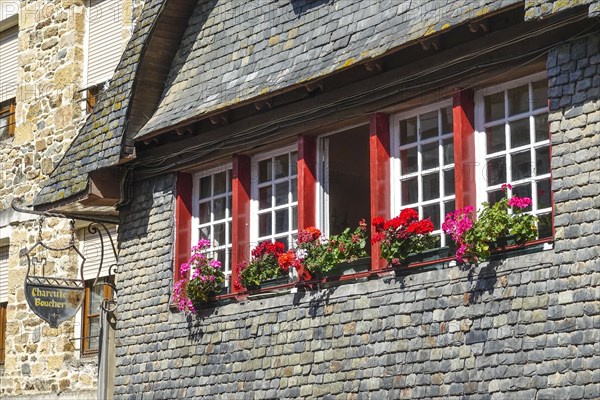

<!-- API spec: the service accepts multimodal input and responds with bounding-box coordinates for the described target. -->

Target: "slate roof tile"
[137,0,518,138]
[36,0,520,207]
[34,0,166,207]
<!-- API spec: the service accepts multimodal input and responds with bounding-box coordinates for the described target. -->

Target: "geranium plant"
[281,220,368,276]
[235,240,287,289]
[173,239,225,313]
[371,209,437,266]
[443,183,538,264]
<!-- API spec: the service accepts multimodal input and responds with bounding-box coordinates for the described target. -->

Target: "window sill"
[180,238,554,310]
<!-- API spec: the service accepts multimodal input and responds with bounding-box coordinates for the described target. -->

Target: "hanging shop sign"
[25,274,84,329]
[22,235,86,328]
[12,198,119,328]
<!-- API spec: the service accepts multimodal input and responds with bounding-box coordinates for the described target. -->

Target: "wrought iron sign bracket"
[11,197,119,327]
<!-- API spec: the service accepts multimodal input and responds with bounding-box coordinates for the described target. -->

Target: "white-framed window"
[0,242,8,303]
[251,147,298,249]
[192,165,233,290]
[391,101,455,247]
[77,225,117,354]
[0,23,18,105]
[84,0,123,89]
[475,72,551,237]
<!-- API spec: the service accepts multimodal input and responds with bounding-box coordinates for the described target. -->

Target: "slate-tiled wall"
[113,33,600,399]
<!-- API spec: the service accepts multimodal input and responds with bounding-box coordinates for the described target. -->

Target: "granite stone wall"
[113,33,600,399]
[0,1,144,398]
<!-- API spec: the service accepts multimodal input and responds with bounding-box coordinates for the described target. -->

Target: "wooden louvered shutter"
[0,245,8,303]
[86,0,122,87]
[0,26,18,103]
[82,226,118,281]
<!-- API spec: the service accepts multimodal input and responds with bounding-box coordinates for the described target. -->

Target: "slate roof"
[33,0,166,208]
[35,0,521,207]
[136,0,520,138]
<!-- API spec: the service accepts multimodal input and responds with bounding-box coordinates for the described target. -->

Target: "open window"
[318,125,371,237]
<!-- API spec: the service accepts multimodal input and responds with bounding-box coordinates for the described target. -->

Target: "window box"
[488,238,551,261]
[311,256,371,279]
[245,275,291,292]
[403,246,453,266]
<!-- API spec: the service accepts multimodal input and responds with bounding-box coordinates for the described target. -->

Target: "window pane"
[213,172,227,195]
[422,204,440,230]
[487,157,506,186]
[199,226,209,240]
[199,201,210,224]
[486,125,505,154]
[444,200,455,217]
[537,178,552,209]
[401,178,418,204]
[291,206,297,230]
[275,209,289,234]
[89,285,103,314]
[534,114,548,142]
[421,142,439,170]
[88,317,100,350]
[441,107,452,134]
[511,151,531,181]
[290,152,298,175]
[216,249,226,266]
[488,189,505,205]
[444,169,455,196]
[259,159,272,183]
[508,84,529,116]
[422,173,439,201]
[259,186,272,209]
[259,213,271,236]
[538,213,552,238]
[400,146,418,174]
[442,138,454,165]
[291,178,297,202]
[276,237,289,250]
[214,223,226,246]
[275,182,288,206]
[213,197,226,220]
[200,176,211,199]
[274,154,289,179]
[532,80,548,110]
[400,117,417,144]
[420,111,438,140]
[227,221,232,244]
[512,184,532,211]
[485,92,504,122]
[510,118,530,148]
[536,146,550,176]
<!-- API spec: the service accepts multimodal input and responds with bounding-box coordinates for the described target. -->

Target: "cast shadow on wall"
[290,0,333,15]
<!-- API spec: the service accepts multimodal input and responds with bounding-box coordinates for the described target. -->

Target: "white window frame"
[474,72,551,226]
[390,100,455,247]
[191,164,233,289]
[250,146,298,250]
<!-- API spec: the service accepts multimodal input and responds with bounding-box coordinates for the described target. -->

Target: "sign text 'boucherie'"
[25,277,84,328]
